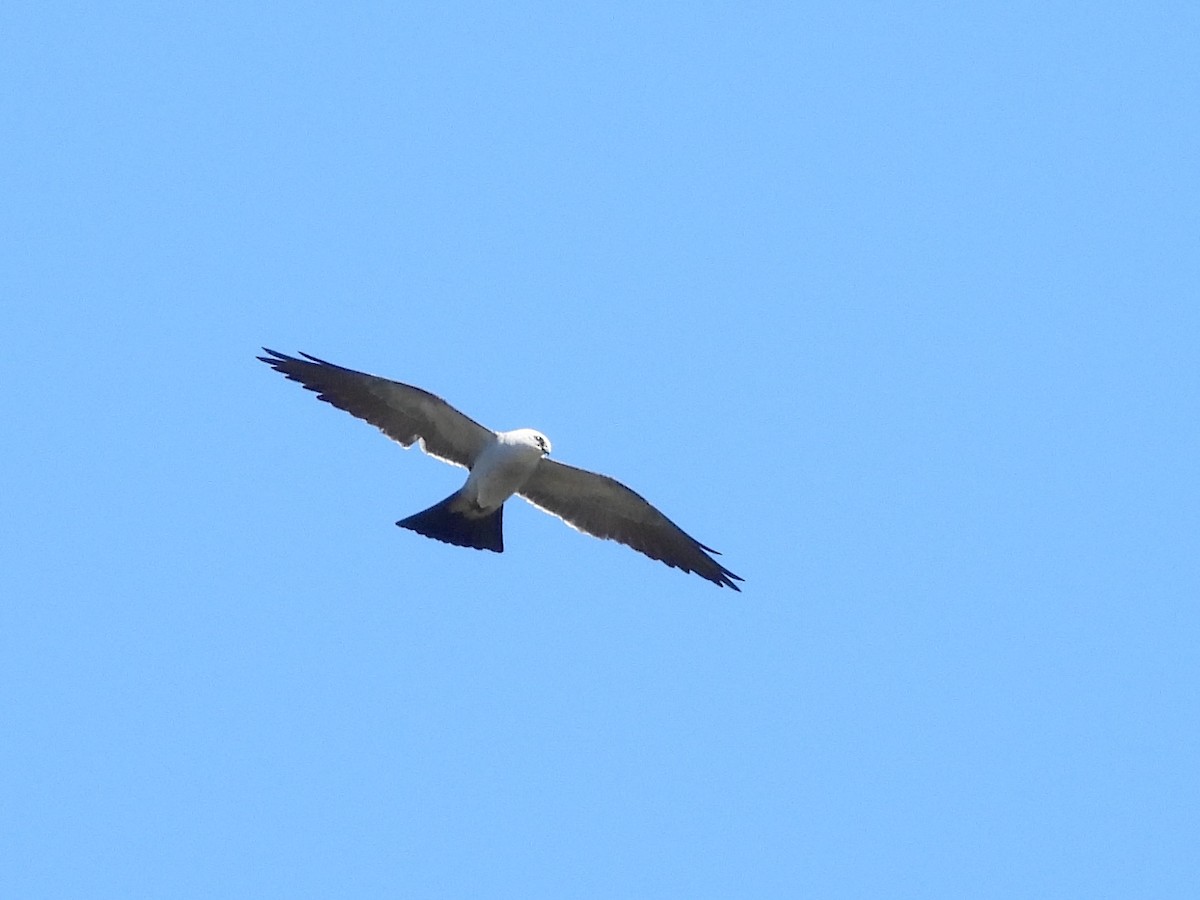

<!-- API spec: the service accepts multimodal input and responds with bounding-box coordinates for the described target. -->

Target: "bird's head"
[501,428,552,456]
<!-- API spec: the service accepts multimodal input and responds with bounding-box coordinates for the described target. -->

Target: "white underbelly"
[465,440,541,509]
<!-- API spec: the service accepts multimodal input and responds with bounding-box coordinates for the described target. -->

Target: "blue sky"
[3,2,1197,897]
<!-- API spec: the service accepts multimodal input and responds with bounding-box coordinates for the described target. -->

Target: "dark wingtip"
[695,541,742,590]
[257,347,305,369]
[718,570,744,591]
[257,348,331,366]
[298,351,336,366]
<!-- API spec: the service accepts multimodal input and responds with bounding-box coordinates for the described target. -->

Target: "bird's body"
[463,429,550,510]
[397,429,549,553]
[258,350,741,590]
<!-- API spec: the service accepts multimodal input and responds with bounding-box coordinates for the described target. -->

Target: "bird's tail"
[396,491,504,553]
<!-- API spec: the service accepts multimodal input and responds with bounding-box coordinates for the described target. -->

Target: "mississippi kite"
[258,349,742,591]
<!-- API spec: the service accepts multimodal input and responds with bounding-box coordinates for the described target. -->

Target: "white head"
[506,428,552,456]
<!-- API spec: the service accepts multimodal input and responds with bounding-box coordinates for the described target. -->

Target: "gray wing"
[519,459,742,591]
[257,349,493,469]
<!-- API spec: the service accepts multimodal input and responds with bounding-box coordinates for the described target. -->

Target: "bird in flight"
[257,350,742,590]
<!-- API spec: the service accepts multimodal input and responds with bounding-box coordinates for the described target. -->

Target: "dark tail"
[396,492,504,553]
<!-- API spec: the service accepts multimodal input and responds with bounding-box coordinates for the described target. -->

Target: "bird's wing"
[518,458,742,590]
[258,349,493,469]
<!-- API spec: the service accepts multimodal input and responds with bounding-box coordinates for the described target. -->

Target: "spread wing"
[257,349,494,468]
[519,459,742,591]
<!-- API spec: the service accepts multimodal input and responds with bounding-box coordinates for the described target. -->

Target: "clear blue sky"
[3,2,1196,897]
